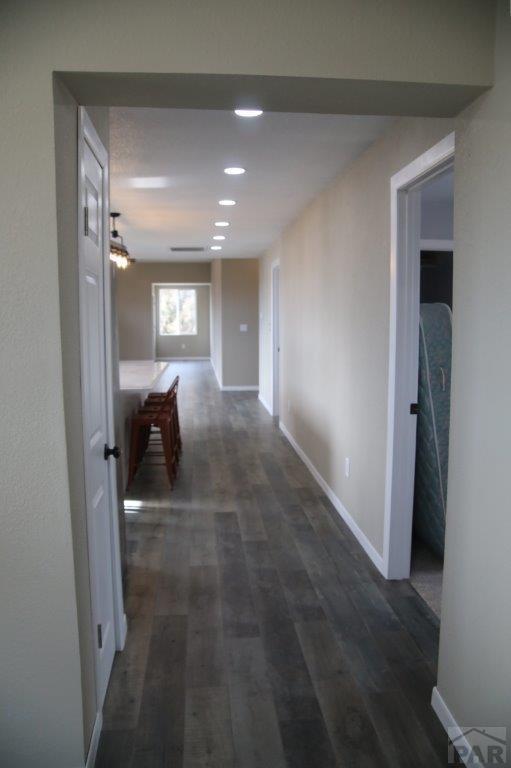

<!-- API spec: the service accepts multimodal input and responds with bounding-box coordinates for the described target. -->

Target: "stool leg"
[160,419,175,487]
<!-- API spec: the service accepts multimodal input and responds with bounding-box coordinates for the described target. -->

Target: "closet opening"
[410,166,454,617]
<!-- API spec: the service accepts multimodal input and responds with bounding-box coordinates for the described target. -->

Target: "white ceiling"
[110,108,394,262]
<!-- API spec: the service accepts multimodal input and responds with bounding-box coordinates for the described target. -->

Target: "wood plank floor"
[96,360,448,768]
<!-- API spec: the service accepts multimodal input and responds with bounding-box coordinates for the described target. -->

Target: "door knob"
[104,444,121,460]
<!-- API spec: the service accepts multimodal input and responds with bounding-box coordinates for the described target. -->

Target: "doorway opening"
[410,166,454,616]
[383,133,455,613]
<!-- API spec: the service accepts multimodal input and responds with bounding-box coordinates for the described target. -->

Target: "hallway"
[96,361,447,768]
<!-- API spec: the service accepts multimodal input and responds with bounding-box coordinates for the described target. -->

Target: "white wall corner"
[279,421,385,576]
[211,359,223,390]
[258,392,272,415]
[431,687,472,767]
[84,710,103,768]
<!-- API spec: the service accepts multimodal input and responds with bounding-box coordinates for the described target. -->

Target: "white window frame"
[156,284,199,337]
[152,283,211,358]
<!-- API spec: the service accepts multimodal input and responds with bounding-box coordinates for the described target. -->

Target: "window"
[158,287,197,335]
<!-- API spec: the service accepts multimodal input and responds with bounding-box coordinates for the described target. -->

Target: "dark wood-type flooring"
[96,360,448,767]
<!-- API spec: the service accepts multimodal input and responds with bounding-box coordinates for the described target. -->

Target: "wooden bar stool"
[127,396,178,490]
[144,375,182,455]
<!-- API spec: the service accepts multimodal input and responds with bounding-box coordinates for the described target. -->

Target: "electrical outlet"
[345,457,350,478]
[240,323,248,332]
[181,343,186,349]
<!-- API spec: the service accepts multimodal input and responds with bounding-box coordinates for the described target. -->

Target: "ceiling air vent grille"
[170,247,205,252]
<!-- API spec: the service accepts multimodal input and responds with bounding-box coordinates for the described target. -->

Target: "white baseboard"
[258,393,272,415]
[431,687,473,766]
[222,385,259,392]
[84,710,102,768]
[211,359,223,389]
[279,420,385,576]
[118,612,128,650]
[156,356,211,361]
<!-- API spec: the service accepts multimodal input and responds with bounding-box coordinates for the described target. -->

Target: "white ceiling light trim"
[218,199,236,206]
[234,109,263,118]
[213,235,226,240]
[211,245,222,251]
[215,221,230,227]
[224,167,245,175]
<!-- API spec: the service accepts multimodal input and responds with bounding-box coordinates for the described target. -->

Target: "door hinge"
[84,205,89,236]
[97,623,103,649]
[410,403,419,415]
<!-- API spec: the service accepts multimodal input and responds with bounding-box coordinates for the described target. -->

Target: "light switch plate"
[240,324,248,332]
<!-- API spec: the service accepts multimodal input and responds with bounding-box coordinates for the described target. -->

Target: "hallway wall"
[211,259,259,388]
[437,0,511,739]
[116,261,211,360]
[260,116,455,555]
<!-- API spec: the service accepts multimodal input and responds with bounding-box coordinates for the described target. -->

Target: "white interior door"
[272,264,280,417]
[79,124,116,707]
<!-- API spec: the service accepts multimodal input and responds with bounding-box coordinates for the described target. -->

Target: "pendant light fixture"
[110,212,135,269]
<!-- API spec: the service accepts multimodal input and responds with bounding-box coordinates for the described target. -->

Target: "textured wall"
[437,0,511,739]
[259,116,455,554]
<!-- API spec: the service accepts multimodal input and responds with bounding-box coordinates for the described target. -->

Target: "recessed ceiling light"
[213,235,225,241]
[219,199,236,206]
[234,109,263,118]
[215,221,230,227]
[224,167,245,175]
[211,245,222,251]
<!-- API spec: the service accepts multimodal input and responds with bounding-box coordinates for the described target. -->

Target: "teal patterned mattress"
[413,303,452,559]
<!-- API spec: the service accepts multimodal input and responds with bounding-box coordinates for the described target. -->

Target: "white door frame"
[270,259,280,416]
[383,132,455,580]
[78,109,127,694]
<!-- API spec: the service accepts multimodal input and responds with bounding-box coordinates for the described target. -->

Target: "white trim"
[431,688,474,766]
[279,421,385,575]
[383,132,455,580]
[258,393,272,415]
[84,710,103,768]
[221,385,259,391]
[420,238,453,252]
[270,259,280,417]
[211,358,223,389]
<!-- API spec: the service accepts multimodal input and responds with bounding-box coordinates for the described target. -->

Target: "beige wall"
[260,116,455,552]
[259,0,511,741]
[221,259,259,388]
[211,259,259,388]
[116,262,211,360]
[437,0,511,738]
[0,0,499,764]
[211,259,223,383]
